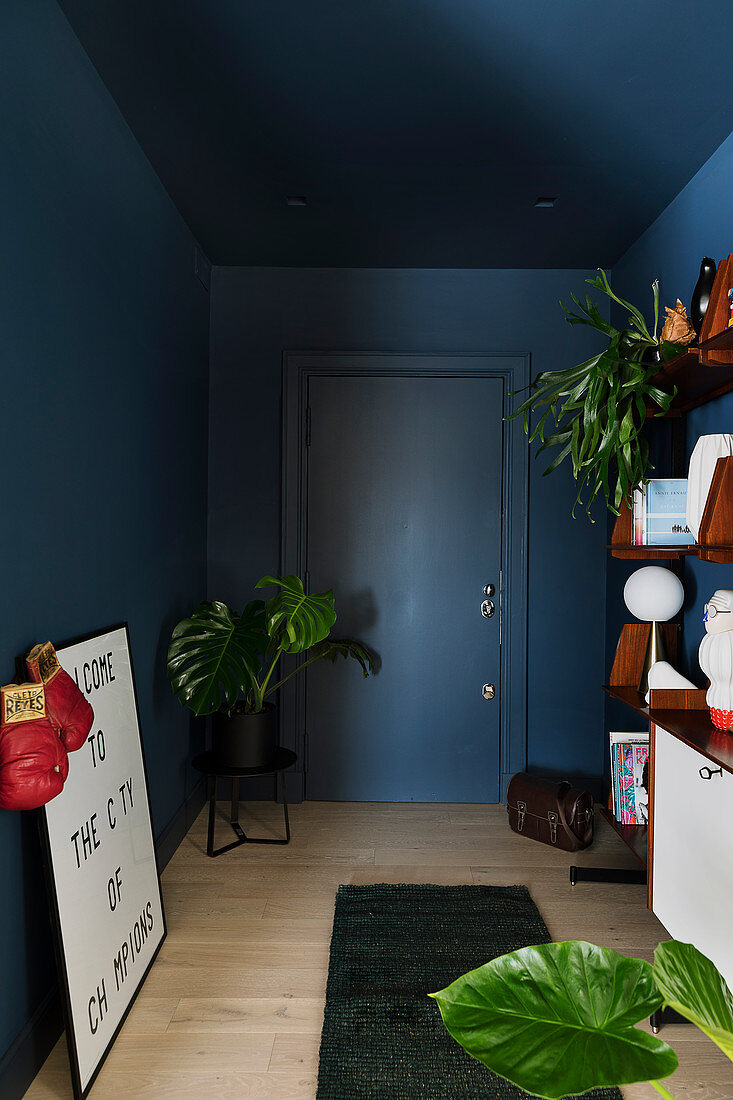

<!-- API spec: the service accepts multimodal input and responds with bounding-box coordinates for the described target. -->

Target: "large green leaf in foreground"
[654,941,733,1061]
[430,940,678,1099]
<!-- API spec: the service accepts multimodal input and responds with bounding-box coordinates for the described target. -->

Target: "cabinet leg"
[569,865,646,886]
[650,1006,688,1033]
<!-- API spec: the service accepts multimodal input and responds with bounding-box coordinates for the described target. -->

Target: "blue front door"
[305,368,505,802]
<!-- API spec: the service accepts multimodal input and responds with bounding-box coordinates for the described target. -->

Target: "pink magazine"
[617,742,650,824]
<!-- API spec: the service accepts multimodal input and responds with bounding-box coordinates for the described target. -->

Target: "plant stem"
[257,646,285,706]
[649,1080,677,1100]
[265,651,324,698]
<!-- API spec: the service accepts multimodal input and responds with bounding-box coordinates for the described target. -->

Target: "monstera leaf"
[167,600,266,716]
[654,941,733,1061]
[311,638,376,677]
[431,940,678,1099]
[256,575,336,653]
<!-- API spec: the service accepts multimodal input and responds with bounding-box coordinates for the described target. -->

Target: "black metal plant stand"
[192,748,297,857]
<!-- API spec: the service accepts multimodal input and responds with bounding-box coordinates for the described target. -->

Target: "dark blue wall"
[1,0,209,1081]
[611,133,733,693]
[209,267,608,789]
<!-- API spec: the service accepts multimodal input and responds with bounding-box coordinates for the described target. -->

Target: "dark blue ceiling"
[58,0,733,267]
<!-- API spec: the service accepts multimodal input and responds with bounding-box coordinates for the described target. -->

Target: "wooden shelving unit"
[651,253,733,413]
[603,623,733,868]
[651,330,733,415]
[609,454,733,563]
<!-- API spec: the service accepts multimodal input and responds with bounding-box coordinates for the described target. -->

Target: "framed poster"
[39,624,166,1099]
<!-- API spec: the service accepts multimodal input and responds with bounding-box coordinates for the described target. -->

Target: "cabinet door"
[652,727,733,988]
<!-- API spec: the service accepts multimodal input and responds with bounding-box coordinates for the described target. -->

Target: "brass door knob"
[482,683,495,700]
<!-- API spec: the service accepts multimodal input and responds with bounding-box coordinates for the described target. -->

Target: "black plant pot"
[212,705,277,769]
[690,256,717,339]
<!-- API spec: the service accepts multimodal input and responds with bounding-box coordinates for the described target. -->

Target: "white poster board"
[40,624,166,1099]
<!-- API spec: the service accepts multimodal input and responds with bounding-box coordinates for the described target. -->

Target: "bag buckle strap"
[547,810,558,844]
[516,801,526,831]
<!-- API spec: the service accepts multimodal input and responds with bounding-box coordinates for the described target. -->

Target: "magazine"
[609,732,649,824]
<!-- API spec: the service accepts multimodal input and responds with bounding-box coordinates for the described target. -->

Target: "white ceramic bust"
[698,589,733,730]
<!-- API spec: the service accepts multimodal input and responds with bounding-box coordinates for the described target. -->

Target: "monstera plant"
[431,938,733,1100]
[513,270,681,518]
[167,575,374,767]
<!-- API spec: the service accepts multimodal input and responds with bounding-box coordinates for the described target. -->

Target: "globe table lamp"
[623,566,684,697]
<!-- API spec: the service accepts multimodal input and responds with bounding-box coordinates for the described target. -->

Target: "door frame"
[281,351,530,803]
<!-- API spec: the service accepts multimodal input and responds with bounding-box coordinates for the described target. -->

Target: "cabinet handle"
[699,765,723,780]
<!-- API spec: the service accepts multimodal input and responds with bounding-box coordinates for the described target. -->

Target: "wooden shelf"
[651,254,733,413]
[604,683,733,776]
[652,350,733,414]
[599,808,647,866]
[700,325,733,353]
[610,455,733,562]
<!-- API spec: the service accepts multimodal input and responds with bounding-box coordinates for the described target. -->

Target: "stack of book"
[609,732,650,825]
[632,479,694,546]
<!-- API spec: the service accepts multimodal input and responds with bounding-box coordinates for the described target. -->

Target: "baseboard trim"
[155,778,207,870]
[0,778,206,1100]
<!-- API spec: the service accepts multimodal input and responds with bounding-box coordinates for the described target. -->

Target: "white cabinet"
[652,725,733,988]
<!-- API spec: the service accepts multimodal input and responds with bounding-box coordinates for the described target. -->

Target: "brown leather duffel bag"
[506,773,594,852]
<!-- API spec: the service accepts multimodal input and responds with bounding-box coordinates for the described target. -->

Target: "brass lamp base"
[638,621,668,697]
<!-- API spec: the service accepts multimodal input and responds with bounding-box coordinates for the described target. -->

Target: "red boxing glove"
[26,641,93,752]
[0,684,69,811]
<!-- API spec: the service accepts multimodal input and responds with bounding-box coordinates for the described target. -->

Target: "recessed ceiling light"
[286,195,308,206]
[534,197,557,208]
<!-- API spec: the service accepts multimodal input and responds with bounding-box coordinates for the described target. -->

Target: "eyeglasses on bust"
[702,603,732,622]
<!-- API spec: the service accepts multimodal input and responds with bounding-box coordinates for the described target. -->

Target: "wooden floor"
[25,801,733,1100]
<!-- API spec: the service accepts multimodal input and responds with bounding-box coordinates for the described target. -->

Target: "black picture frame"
[36,623,167,1100]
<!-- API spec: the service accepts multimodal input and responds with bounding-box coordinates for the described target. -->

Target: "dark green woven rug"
[316,884,623,1100]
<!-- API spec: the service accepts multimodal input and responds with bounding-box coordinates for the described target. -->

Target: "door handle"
[481,599,495,619]
[482,683,495,700]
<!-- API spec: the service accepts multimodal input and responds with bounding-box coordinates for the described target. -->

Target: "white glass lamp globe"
[623,566,684,623]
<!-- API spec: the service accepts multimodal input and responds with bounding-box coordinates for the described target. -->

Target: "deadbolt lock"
[482,683,495,701]
[483,584,495,597]
[481,599,495,619]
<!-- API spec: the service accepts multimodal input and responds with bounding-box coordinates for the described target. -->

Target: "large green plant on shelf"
[513,270,681,518]
[431,938,733,1100]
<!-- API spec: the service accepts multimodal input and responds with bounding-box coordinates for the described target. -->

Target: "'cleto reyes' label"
[1,683,46,724]
[27,641,60,684]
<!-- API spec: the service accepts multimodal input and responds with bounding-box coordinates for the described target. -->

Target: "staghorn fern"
[511,270,678,518]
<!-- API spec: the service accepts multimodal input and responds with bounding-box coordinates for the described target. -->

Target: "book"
[632,487,645,546]
[642,479,694,546]
[609,732,649,824]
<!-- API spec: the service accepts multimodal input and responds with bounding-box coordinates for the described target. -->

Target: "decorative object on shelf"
[690,256,717,337]
[510,269,677,518]
[698,589,733,732]
[686,434,733,540]
[623,566,684,697]
[728,286,733,329]
[644,660,698,704]
[167,575,374,768]
[698,253,733,364]
[660,299,696,346]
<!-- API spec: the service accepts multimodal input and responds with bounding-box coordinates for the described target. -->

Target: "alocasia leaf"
[430,940,678,1099]
[653,941,733,1061]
